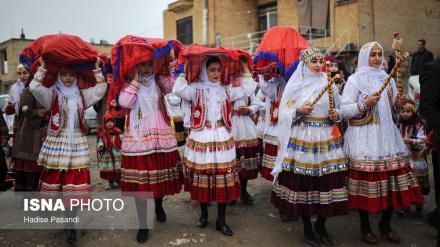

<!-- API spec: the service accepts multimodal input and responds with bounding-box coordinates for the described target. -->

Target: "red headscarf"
[98,114,123,151]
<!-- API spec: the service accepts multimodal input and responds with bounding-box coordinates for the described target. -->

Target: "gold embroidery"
[285,99,296,108]
[372,43,381,50]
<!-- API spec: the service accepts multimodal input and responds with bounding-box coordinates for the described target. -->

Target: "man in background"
[411,39,434,75]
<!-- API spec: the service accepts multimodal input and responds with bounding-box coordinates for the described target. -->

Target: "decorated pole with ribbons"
[311,74,340,106]
[377,52,409,95]
[392,32,404,98]
[326,61,335,109]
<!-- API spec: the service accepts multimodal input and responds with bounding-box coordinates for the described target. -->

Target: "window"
[0,50,8,74]
[297,0,330,39]
[176,16,193,46]
[258,4,278,32]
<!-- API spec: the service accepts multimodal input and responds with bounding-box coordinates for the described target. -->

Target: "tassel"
[300,121,306,130]
[331,124,340,137]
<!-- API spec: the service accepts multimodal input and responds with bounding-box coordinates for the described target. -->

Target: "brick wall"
[165,0,440,59]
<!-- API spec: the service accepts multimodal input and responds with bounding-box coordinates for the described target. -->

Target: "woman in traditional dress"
[30,57,107,242]
[341,41,424,245]
[173,55,257,236]
[271,47,349,246]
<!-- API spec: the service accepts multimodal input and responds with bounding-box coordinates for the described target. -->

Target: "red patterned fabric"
[111,35,182,94]
[253,26,311,81]
[38,168,91,194]
[271,172,349,217]
[100,170,121,181]
[176,44,253,85]
[236,145,260,180]
[183,167,242,203]
[261,142,277,181]
[20,34,108,89]
[120,151,183,200]
[348,168,425,212]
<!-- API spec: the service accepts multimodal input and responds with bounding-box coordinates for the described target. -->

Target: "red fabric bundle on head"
[175,44,253,86]
[253,26,311,81]
[20,34,108,88]
[110,35,183,94]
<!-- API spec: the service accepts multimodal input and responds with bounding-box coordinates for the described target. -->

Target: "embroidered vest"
[191,87,232,131]
[124,76,171,128]
[349,84,394,126]
[270,85,281,125]
[48,91,88,136]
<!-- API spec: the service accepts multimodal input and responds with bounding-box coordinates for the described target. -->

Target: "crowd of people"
[0,28,438,246]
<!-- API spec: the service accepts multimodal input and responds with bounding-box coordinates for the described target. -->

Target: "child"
[97,114,123,190]
[396,99,429,214]
[30,57,107,242]
[173,55,256,236]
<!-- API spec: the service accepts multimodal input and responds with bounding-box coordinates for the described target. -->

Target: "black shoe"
[314,223,333,246]
[198,215,208,228]
[240,193,254,205]
[280,211,290,222]
[426,212,440,230]
[215,220,233,236]
[155,208,166,223]
[304,233,319,247]
[136,229,148,243]
[291,215,299,221]
[227,200,237,206]
[65,229,76,243]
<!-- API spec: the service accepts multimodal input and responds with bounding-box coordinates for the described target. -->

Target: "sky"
[0,0,176,44]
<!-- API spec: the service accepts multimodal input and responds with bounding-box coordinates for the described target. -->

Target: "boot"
[155,197,166,223]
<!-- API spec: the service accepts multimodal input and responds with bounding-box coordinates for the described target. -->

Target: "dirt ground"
[0,133,439,247]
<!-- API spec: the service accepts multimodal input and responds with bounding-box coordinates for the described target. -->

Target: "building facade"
[164,0,440,73]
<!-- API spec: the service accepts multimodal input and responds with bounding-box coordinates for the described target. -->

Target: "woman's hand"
[132,66,140,81]
[364,93,381,108]
[240,57,250,74]
[298,102,314,115]
[402,137,411,144]
[110,99,117,107]
[38,57,46,69]
[95,57,103,70]
[238,106,250,115]
[419,146,431,156]
[328,108,339,121]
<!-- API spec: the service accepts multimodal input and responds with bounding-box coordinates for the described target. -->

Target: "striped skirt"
[183,126,241,203]
[271,171,349,217]
[120,150,183,199]
[348,157,425,212]
[261,134,278,181]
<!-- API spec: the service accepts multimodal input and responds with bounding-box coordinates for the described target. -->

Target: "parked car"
[84,107,97,134]
[0,94,13,156]
[407,75,420,108]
